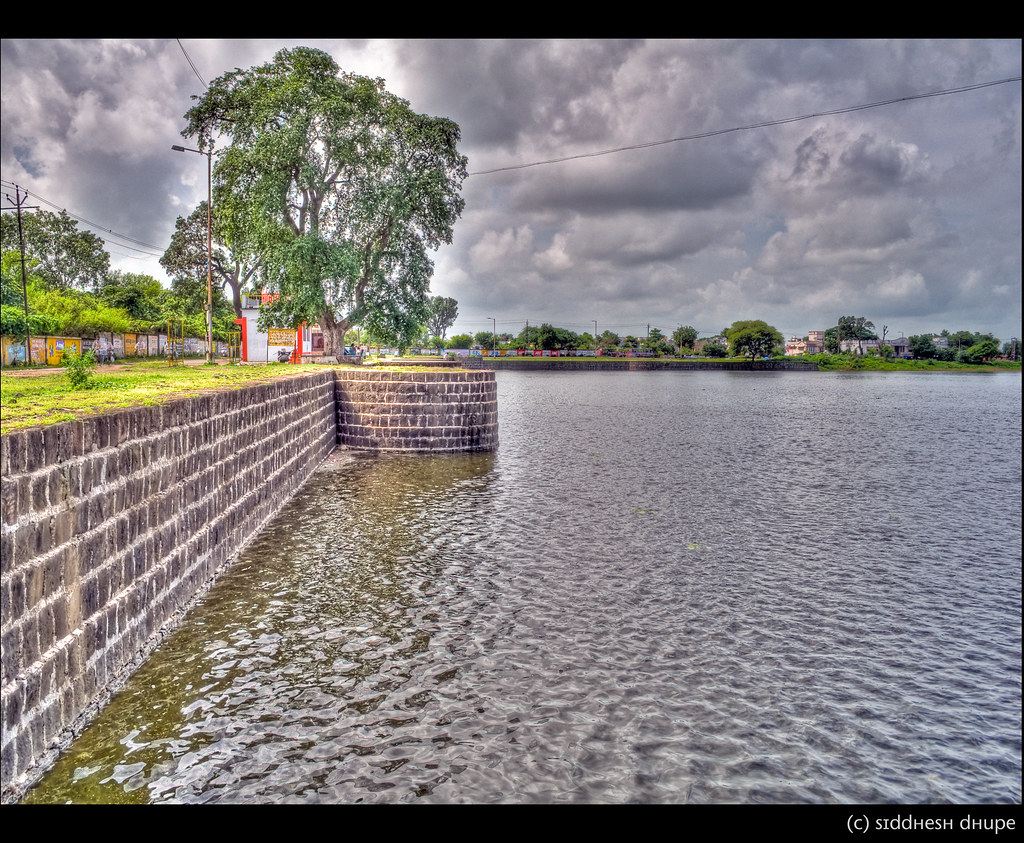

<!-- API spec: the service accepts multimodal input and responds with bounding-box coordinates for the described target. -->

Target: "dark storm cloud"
[392,39,646,153]
[1,38,1020,342]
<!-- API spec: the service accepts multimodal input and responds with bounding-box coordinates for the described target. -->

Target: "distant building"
[890,337,911,357]
[785,332,825,356]
[839,338,881,355]
[785,337,808,356]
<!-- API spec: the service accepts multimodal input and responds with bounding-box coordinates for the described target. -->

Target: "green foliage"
[726,320,783,359]
[0,250,27,307]
[98,271,168,331]
[425,295,459,340]
[641,327,672,355]
[523,323,580,351]
[596,330,620,351]
[166,275,237,341]
[702,339,729,358]
[1,209,110,291]
[160,200,257,317]
[1,251,62,338]
[673,325,698,352]
[835,316,878,340]
[908,334,937,359]
[0,304,60,338]
[30,287,133,336]
[446,333,474,349]
[61,348,97,389]
[183,47,468,356]
[958,340,1000,364]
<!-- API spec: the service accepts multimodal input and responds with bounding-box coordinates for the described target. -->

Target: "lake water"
[23,369,1021,804]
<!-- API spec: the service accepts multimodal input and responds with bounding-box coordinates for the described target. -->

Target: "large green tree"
[181,47,468,359]
[425,295,459,341]
[160,201,259,318]
[641,327,671,355]
[672,325,698,353]
[596,330,620,352]
[826,315,878,352]
[908,334,937,359]
[726,319,784,360]
[0,209,110,292]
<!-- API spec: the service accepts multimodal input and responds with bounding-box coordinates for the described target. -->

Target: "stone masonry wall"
[0,371,337,800]
[335,369,498,452]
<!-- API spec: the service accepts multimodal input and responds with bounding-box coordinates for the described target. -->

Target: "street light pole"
[490,317,496,354]
[171,144,214,364]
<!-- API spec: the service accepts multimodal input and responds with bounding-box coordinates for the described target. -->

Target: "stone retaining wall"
[335,369,498,452]
[0,371,337,800]
[0,367,498,801]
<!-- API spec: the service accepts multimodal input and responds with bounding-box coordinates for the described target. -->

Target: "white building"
[234,295,324,363]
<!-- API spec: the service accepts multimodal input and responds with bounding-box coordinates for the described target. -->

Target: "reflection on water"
[23,371,1021,804]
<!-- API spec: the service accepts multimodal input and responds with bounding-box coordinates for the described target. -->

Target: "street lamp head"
[171,145,186,152]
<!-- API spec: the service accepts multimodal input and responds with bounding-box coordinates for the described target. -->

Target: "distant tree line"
[415,314,786,360]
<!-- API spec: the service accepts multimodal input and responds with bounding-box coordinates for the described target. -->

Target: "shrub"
[61,348,97,389]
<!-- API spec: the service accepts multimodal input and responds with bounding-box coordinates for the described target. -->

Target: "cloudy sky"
[2,38,1020,343]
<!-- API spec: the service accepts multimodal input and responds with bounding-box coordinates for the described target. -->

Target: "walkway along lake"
[22,369,1022,804]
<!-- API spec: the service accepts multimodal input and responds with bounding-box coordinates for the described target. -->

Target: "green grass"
[805,353,1021,372]
[0,361,332,434]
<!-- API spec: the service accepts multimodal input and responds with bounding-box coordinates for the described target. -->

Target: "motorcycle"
[276,347,293,363]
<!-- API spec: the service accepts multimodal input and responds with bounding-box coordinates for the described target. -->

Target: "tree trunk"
[320,310,351,361]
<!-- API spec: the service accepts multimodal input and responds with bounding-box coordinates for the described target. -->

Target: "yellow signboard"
[268,329,295,346]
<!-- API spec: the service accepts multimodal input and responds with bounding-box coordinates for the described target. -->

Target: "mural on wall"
[44,337,82,365]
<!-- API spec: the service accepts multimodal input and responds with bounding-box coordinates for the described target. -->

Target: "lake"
[23,369,1022,804]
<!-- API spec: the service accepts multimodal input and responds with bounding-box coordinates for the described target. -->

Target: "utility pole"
[172,144,214,363]
[1,185,39,366]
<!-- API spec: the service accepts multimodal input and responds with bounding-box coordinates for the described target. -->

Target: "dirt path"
[0,358,238,378]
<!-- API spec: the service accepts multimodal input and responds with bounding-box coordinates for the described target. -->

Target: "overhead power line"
[0,180,166,257]
[469,76,1022,176]
[177,39,208,89]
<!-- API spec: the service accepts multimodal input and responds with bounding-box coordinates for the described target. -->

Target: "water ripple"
[23,370,1021,804]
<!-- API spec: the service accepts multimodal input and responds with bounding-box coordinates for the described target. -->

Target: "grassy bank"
[805,353,1022,373]
[0,361,333,435]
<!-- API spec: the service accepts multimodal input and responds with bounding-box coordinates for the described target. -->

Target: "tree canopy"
[672,325,698,352]
[0,209,110,292]
[181,47,468,358]
[160,201,259,317]
[726,319,783,360]
[425,295,459,340]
